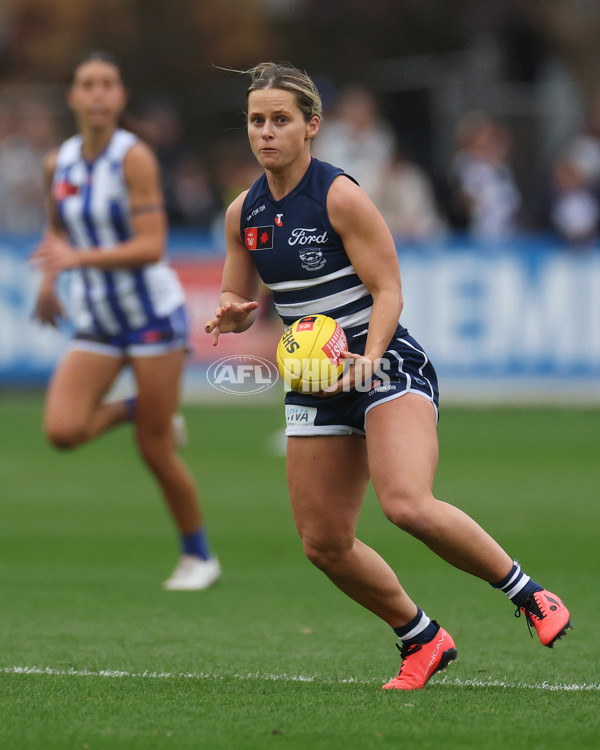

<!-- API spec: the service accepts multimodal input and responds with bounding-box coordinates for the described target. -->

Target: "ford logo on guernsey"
[206,356,280,395]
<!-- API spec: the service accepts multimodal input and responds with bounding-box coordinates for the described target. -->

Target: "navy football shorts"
[70,304,190,358]
[284,333,439,437]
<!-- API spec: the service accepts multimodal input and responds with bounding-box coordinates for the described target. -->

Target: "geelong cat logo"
[299,249,325,271]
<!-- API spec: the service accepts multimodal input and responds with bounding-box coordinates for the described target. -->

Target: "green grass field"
[0,395,598,750]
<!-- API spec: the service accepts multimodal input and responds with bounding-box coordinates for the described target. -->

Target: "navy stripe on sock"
[491,561,543,607]
[393,607,439,645]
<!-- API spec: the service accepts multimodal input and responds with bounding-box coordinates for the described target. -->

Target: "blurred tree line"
[0,0,469,139]
[2,0,600,240]
[1,0,600,148]
[2,0,600,136]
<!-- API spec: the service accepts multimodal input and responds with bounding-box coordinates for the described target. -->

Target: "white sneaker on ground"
[162,555,221,591]
[172,413,188,450]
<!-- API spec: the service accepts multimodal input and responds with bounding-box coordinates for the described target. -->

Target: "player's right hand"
[205,300,259,346]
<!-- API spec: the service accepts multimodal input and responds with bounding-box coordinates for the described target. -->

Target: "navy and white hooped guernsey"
[242,158,439,436]
[53,129,185,336]
[240,157,407,353]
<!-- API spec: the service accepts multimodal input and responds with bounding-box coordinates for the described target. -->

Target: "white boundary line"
[2,666,599,692]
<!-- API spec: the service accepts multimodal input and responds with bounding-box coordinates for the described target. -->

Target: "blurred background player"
[313,85,395,200]
[31,51,220,591]
[448,111,522,241]
[205,62,571,691]
[548,151,600,247]
[0,98,57,234]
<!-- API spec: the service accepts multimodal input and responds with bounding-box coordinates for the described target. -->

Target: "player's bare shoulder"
[226,190,249,220]
[125,138,158,165]
[42,148,59,187]
[222,190,252,256]
[123,140,161,187]
[327,173,378,231]
[224,190,249,232]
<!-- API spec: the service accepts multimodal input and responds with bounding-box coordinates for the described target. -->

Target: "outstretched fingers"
[204,300,259,346]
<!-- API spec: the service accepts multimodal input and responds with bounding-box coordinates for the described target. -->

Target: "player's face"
[68,61,127,131]
[247,88,319,172]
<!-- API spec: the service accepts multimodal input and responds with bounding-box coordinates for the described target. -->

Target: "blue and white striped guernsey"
[53,129,185,336]
[240,158,406,352]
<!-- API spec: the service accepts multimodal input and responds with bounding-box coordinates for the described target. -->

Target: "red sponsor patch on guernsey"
[54,180,79,200]
[245,226,273,250]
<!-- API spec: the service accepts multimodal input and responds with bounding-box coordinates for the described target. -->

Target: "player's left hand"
[30,232,80,273]
[32,287,64,328]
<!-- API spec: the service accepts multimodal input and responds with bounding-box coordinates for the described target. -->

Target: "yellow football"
[276,314,348,393]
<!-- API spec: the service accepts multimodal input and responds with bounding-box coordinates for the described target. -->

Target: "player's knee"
[136,436,159,466]
[135,429,170,467]
[381,491,432,533]
[302,536,351,573]
[44,422,86,450]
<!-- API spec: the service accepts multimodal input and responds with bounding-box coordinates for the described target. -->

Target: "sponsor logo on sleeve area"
[245,226,274,250]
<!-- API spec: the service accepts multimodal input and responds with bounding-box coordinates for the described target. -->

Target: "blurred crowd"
[0,98,56,234]
[2,83,600,249]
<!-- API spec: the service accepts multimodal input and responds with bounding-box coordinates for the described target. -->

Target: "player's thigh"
[366,392,439,506]
[45,349,124,430]
[287,434,370,544]
[130,349,186,432]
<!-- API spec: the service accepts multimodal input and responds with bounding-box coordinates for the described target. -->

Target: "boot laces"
[515,593,544,638]
[395,641,423,674]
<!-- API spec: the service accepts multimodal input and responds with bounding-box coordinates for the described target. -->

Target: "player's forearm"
[363,288,403,361]
[39,267,60,290]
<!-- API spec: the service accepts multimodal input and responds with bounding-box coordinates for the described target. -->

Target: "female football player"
[205,62,571,690]
[32,51,220,590]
